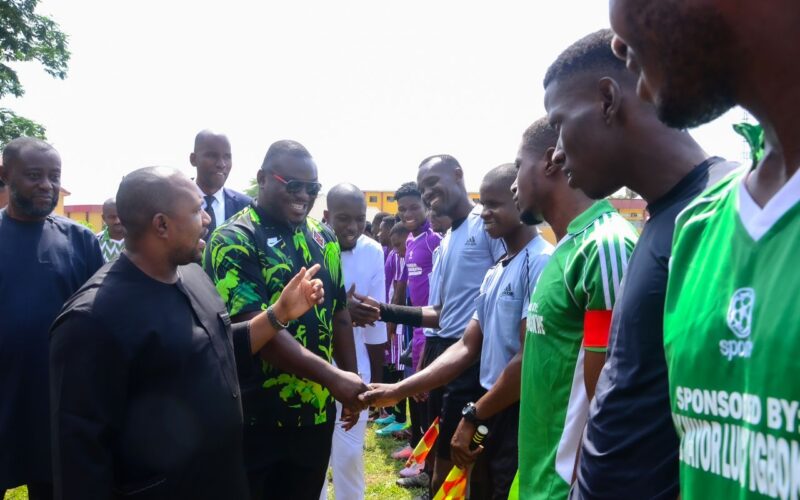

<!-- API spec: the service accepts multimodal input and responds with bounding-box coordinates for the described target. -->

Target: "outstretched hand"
[358,382,402,409]
[273,264,324,323]
[329,369,369,413]
[347,284,381,326]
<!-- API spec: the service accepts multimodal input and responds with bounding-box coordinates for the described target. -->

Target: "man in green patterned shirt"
[204,140,362,500]
[95,198,125,262]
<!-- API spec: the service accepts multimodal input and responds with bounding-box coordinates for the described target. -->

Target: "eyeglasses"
[272,173,322,196]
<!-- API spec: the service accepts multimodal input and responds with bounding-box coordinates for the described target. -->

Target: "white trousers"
[320,401,368,500]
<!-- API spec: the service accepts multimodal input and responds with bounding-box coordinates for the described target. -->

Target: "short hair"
[372,211,389,225]
[390,221,410,237]
[116,167,185,239]
[418,154,461,171]
[2,137,57,171]
[395,181,421,201]
[381,215,398,227]
[102,198,116,211]
[193,129,229,151]
[326,182,365,208]
[261,140,312,172]
[481,163,518,191]
[543,29,629,89]
[521,117,559,156]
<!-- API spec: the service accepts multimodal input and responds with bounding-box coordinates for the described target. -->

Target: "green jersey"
[519,200,638,499]
[96,228,124,262]
[664,168,800,499]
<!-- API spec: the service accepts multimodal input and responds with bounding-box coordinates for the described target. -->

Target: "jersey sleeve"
[202,225,269,317]
[576,224,637,352]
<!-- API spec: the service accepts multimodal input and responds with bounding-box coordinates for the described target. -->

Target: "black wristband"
[379,303,424,327]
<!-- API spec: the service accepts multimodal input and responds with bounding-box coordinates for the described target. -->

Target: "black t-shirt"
[577,158,735,500]
[0,211,103,489]
[50,255,251,499]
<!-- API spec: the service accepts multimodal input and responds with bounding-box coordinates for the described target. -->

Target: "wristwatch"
[461,402,485,425]
[266,304,289,330]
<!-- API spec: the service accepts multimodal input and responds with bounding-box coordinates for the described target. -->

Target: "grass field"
[6,423,424,500]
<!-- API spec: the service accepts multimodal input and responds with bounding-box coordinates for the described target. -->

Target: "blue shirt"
[0,211,103,488]
[428,205,506,339]
[474,235,552,389]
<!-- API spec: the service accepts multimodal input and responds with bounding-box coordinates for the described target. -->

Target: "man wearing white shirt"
[190,129,251,239]
[320,183,386,500]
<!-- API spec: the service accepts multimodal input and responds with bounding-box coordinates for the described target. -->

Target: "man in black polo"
[205,140,362,500]
[50,166,331,499]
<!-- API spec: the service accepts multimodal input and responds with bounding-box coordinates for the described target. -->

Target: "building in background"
[52,187,71,217]
[63,203,103,232]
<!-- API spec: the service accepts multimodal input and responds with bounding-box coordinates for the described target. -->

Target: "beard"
[637,2,738,129]
[11,186,58,218]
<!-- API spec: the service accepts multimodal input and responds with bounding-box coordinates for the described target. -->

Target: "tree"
[0,0,70,147]
[245,177,258,198]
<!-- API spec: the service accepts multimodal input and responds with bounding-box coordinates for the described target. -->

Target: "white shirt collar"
[196,183,225,208]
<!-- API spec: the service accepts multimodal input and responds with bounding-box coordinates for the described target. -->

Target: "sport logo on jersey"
[720,287,755,361]
[527,302,546,336]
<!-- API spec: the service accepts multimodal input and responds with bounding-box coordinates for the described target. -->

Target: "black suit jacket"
[223,188,252,220]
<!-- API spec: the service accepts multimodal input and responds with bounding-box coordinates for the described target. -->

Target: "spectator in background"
[96,197,125,262]
[320,183,386,500]
[428,209,451,235]
[376,221,410,437]
[190,129,251,240]
[393,182,442,481]
[370,211,389,240]
[378,214,396,261]
[0,137,104,499]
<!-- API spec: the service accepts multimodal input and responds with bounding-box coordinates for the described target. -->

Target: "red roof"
[610,198,647,210]
[64,204,103,213]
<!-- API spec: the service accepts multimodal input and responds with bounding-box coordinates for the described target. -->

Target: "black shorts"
[420,336,485,460]
[482,402,520,499]
[438,361,483,459]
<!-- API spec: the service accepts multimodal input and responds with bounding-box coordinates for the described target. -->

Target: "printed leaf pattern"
[204,209,345,427]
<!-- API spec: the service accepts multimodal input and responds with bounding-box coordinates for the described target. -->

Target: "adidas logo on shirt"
[501,284,514,298]
[465,236,477,246]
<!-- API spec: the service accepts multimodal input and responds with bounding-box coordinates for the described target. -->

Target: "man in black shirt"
[204,140,362,500]
[541,30,737,499]
[49,166,338,500]
[0,137,104,500]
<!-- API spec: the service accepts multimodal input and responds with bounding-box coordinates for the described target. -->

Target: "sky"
[4,0,750,204]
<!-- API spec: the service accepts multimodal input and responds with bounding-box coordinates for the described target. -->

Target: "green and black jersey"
[203,204,346,428]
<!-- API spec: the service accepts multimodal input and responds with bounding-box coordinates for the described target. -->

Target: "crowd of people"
[1,1,798,499]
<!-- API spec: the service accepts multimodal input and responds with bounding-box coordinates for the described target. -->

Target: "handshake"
[330,372,409,413]
[327,373,410,430]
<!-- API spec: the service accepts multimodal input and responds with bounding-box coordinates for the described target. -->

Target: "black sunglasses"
[272,173,322,196]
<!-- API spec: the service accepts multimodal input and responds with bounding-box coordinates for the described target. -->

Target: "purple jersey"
[384,249,407,301]
[405,220,442,307]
